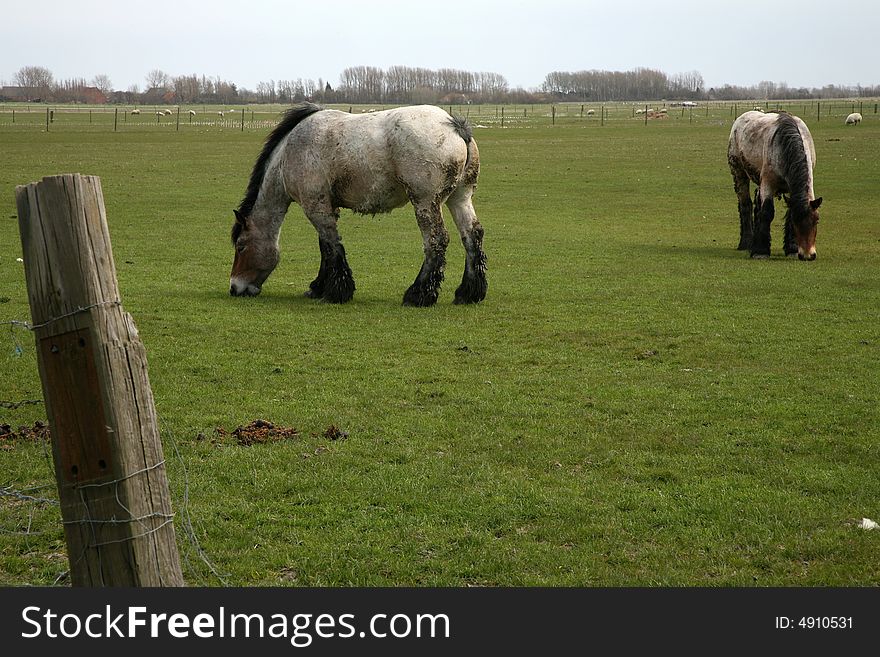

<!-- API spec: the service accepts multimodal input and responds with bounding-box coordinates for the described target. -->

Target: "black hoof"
[454,274,487,305]
[304,287,323,299]
[402,286,438,307]
[322,283,354,304]
[318,266,355,303]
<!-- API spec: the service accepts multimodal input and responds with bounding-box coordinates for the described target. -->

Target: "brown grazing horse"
[728,110,822,260]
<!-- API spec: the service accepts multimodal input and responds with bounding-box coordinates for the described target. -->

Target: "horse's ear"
[233,209,247,228]
[810,197,823,210]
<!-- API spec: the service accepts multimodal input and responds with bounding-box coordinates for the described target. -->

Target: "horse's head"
[229,209,280,296]
[792,197,822,261]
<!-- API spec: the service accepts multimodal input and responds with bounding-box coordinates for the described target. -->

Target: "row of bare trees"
[7,64,880,105]
[709,80,880,101]
[333,65,511,103]
[542,68,705,101]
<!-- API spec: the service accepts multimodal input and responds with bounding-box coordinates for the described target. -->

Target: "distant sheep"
[845,112,862,125]
[586,109,595,115]
[131,108,140,115]
[189,110,197,116]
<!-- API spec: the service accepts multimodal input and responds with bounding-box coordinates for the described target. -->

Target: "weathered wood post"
[15,174,184,587]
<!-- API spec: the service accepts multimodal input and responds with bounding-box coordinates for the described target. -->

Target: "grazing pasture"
[1,105,879,585]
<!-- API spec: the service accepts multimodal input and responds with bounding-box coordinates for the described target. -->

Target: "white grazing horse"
[229,103,486,306]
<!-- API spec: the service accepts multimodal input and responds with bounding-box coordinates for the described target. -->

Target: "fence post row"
[15,174,184,587]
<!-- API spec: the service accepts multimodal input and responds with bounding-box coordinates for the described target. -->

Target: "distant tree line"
[707,80,880,101]
[332,65,514,103]
[4,64,879,105]
[542,68,705,102]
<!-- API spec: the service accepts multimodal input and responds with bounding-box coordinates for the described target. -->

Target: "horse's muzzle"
[229,279,262,296]
[798,252,817,261]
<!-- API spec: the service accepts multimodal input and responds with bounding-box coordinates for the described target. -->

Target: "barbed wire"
[0,484,58,506]
[0,399,43,409]
[3,298,228,586]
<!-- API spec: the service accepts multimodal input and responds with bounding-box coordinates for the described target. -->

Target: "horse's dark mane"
[771,112,811,206]
[237,102,324,221]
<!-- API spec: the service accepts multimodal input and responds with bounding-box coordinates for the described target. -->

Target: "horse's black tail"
[448,114,473,144]
[447,114,476,179]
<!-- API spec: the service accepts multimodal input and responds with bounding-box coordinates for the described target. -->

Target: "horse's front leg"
[782,201,798,257]
[750,189,774,259]
[403,200,448,307]
[303,203,355,303]
[446,186,487,304]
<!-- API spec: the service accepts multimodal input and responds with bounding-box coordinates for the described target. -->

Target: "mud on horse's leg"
[403,201,448,307]
[446,187,487,304]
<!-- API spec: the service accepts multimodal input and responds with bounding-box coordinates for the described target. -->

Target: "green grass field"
[1,104,878,586]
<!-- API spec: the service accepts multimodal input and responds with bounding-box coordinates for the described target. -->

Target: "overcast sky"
[2,0,877,92]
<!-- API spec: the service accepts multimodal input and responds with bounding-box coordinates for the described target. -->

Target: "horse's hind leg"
[446,185,487,304]
[302,203,355,303]
[403,199,449,307]
[730,160,752,250]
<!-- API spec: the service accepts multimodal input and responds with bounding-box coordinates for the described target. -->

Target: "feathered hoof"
[453,275,487,305]
[750,253,770,260]
[320,274,355,304]
[402,286,439,307]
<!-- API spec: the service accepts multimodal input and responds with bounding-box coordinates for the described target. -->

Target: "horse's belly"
[333,176,408,215]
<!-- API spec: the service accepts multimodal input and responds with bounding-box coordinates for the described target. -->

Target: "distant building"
[80,87,108,104]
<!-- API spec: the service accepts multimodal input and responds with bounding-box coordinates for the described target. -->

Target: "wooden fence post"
[15,174,184,587]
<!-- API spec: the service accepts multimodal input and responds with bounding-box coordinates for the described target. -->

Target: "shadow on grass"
[631,241,802,261]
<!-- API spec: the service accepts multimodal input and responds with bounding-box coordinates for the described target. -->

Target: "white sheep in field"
[218,111,225,117]
[845,112,862,125]
[189,110,197,116]
[586,109,595,115]
[131,108,140,115]
[163,109,173,116]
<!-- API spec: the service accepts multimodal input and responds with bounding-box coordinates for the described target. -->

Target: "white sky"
[1,0,877,92]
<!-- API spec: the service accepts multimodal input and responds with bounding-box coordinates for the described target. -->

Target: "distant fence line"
[1,100,877,132]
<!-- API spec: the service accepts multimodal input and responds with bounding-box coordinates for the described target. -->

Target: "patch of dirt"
[227,419,300,446]
[322,424,349,441]
[0,421,50,449]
